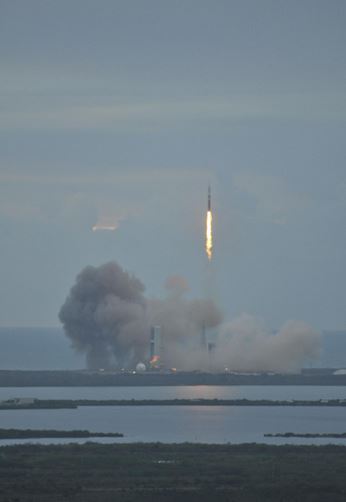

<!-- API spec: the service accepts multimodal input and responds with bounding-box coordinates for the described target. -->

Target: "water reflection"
[0,385,346,401]
[1,405,346,445]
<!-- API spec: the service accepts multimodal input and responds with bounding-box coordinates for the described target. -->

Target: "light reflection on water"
[0,385,346,401]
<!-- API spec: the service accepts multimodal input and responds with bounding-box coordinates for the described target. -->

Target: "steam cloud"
[217,314,320,373]
[59,261,320,372]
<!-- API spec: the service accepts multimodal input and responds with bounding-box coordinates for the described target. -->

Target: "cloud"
[0,200,43,222]
[0,166,210,228]
[0,167,207,185]
[1,86,345,132]
[233,172,312,224]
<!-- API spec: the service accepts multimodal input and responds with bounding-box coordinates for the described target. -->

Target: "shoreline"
[2,398,346,410]
[0,428,123,439]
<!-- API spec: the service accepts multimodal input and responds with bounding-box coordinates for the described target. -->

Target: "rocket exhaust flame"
[205,185,213,261]
[150,355,160,368]
[206,210,213,260]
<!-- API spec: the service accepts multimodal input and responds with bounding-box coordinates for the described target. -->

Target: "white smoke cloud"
[216,313,320,373]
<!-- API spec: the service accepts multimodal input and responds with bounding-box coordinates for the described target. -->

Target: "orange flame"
[206,210,213,261]
[150,355,160,367]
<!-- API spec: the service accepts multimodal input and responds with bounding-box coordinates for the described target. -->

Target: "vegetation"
[0,399,77,410]
[265,432,346,438]
[0,429,123,439]
[1,443,346,501]
[72,398,346,406]
[2,398,346,410]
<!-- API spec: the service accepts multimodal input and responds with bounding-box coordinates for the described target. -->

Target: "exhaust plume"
[217,313,321,373]
[59,262,320,372]
[59,262,148,369]
[59,263,221,369]
[206,210,213,261]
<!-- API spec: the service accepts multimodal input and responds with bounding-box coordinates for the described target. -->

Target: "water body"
[1,328,345,445]
[1,385,346,401]
[1,386,346,446]
[1,406,346,446]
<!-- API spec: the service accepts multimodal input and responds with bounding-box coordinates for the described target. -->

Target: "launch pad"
[0,369,344,387]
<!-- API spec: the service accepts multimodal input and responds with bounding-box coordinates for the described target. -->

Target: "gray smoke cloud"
[147,276,223,369]
[59,261,221,369]
[59,261,320,372]
[59,262,149,369]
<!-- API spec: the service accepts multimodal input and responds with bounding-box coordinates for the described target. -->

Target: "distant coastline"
[0,428,123,439]
[265,432,346,438]
[1,398,346,410]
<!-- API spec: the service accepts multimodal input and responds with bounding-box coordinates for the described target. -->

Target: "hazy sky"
[0,0,345,329]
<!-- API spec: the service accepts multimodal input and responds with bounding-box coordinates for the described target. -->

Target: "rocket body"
[208,184,211,211]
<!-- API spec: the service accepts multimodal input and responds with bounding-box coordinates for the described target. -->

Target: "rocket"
[208,184,211,211]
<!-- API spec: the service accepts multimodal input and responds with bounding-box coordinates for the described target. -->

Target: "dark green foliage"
[1,443,346,501]
[0,429,123,439]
